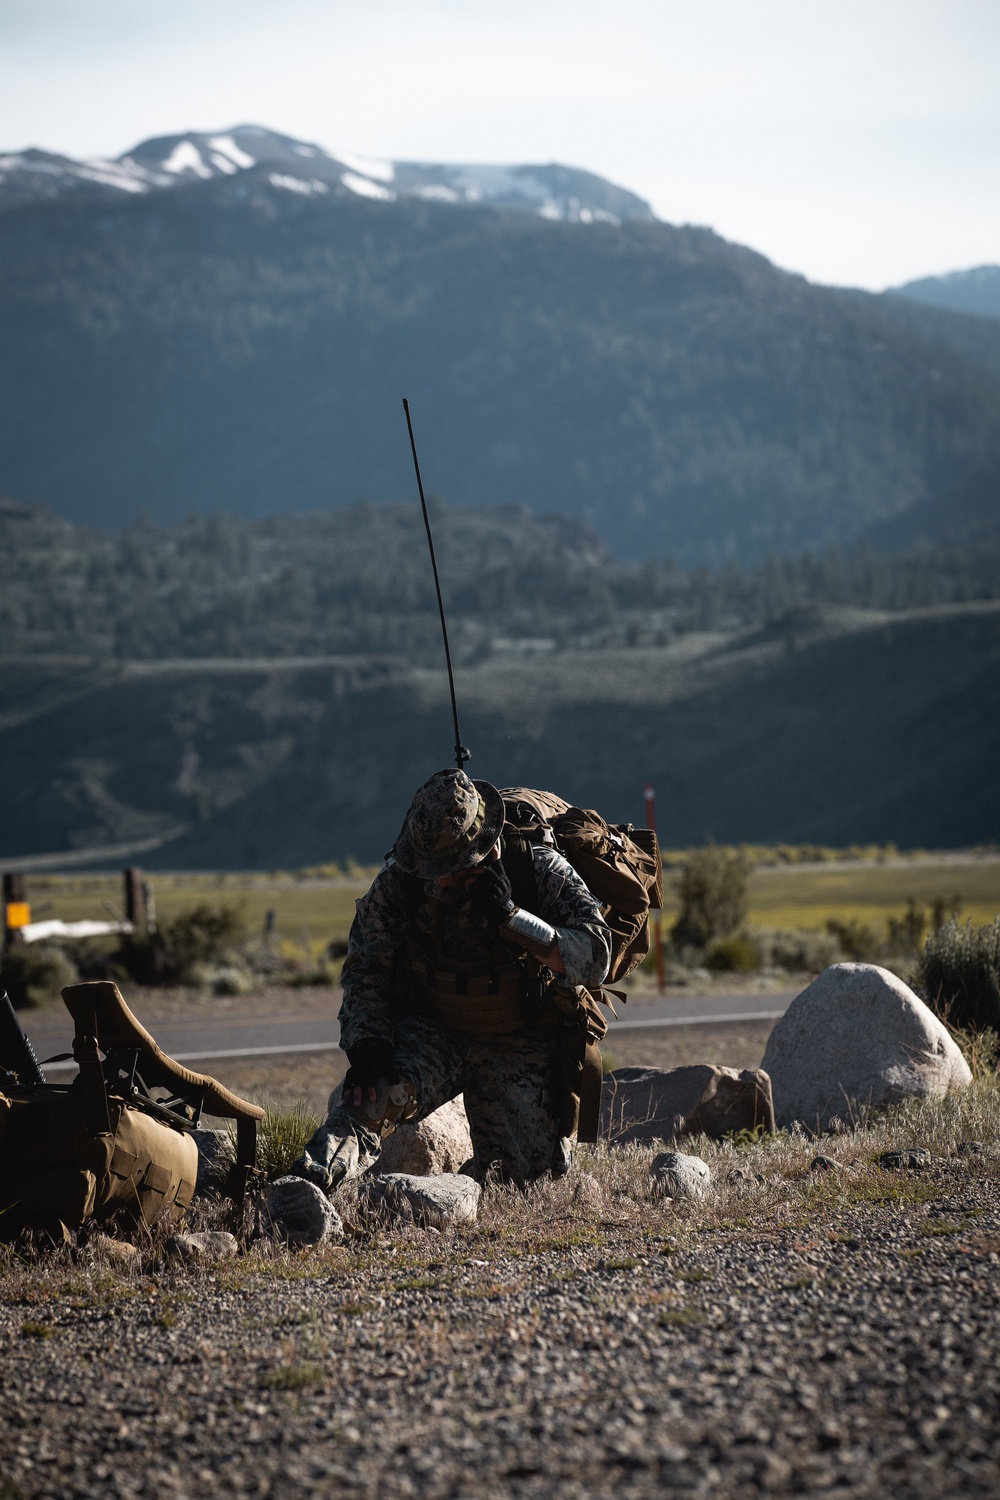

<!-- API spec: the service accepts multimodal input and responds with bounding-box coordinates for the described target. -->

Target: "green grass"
[19,1320,54,1339]
[257,1361,325,1391]
[23,853,1000,960]
[23,869,374,959]
[656,1306,706,1328]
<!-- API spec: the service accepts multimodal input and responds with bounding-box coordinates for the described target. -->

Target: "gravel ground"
[2,1100,998,1500]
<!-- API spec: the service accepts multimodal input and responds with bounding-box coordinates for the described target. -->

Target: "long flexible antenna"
[402,398,470,769]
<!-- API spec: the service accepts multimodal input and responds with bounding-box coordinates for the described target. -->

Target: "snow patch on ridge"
[341,171,395,201]
[161,141,212,178]
[208,134,256,170]
[336,150,395,183]
[269,174,328,196]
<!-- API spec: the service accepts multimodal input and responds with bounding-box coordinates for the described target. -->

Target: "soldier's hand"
[469,861,517,927]
[342,1038,397,1112]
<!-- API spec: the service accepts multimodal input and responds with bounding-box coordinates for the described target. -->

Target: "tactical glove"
[342,1038,398,1099]
[469,861,517,928]
[292,1127,362,1194]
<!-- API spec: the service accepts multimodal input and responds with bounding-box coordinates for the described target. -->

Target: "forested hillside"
[2,155,1000,562]
[2,603,998,864]
[2,500,998,663]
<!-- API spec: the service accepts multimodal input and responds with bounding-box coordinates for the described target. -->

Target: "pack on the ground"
[0,981,263,1242]
[500,787,663,985]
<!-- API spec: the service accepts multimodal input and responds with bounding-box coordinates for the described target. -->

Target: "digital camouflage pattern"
[338,844,611,1053]
[311,1012,571,1186]
[391,768,506,878]
[298,845,611,1187]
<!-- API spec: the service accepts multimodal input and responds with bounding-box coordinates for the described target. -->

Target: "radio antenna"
[402,398,470,770]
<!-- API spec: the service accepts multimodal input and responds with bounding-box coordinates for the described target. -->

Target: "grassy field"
[20,851,1000,955]
[745,854,1000,931]
[21,869,375,960]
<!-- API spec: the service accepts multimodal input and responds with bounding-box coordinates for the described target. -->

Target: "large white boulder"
[374,1095,473,1175]
[762,963,972,1132]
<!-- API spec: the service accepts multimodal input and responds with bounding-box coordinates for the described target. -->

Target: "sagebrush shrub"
[671,847,749,949]
[918,917,1000,1033]
[0,943,78,1009]
[115,902,246,986]
[706,932,761,973]
[825,916,882,963]
[756,927,842,973]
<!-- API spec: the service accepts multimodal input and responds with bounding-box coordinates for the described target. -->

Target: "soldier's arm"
[517,846,612,987]
[336,866,409,1054]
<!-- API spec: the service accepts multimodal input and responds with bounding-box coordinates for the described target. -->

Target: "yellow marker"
[5,902,30,929]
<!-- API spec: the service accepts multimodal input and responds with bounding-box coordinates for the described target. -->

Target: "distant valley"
[2,602,998,866]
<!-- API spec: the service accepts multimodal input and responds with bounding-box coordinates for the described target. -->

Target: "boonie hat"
[392,769,506,879]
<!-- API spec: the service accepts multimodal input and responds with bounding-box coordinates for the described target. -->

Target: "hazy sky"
[2,0,998,290]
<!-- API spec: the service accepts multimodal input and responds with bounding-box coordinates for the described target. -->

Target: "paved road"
[19,988,799,1074]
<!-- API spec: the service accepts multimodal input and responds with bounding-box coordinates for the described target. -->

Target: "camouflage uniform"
[306,843,611,1187]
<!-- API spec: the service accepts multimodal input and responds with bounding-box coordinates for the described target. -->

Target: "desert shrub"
[885,898,926,955]
[671,847,749,949]
[944,1023,1000,1081]
[929,893,963,931]
[706,932,761,973]
[756,927,842,973]
[1,943,78,1010]
[116,902,246,986]
[249,1102,322,1181]
[917,917,1000,1034]
[825,917,882,963]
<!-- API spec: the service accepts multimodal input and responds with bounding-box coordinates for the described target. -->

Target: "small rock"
[191,1128,232,1198]
[374,1096,473,1176]
[87,1232,140,1266]
[359,1173,481,1230]
[878,1148,933,1171]
[267,1176,344,1247]
[163,1231,239,1263]
[650,1151,711,1199]
[572,1172,603,1210]
[809,1155,841,1172]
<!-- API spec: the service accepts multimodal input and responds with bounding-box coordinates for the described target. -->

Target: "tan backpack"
[0,981,263,1242]
[499,790,663,1145]
[501,787,663,985]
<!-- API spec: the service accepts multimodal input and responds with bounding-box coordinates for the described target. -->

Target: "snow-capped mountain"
[0,124,655,224]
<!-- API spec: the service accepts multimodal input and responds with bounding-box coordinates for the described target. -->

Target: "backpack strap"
[500,832,542,914]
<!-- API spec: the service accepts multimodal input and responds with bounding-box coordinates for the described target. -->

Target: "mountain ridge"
[1,127,999,563]
[891,265,1000,323]
[0,124,655,225]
